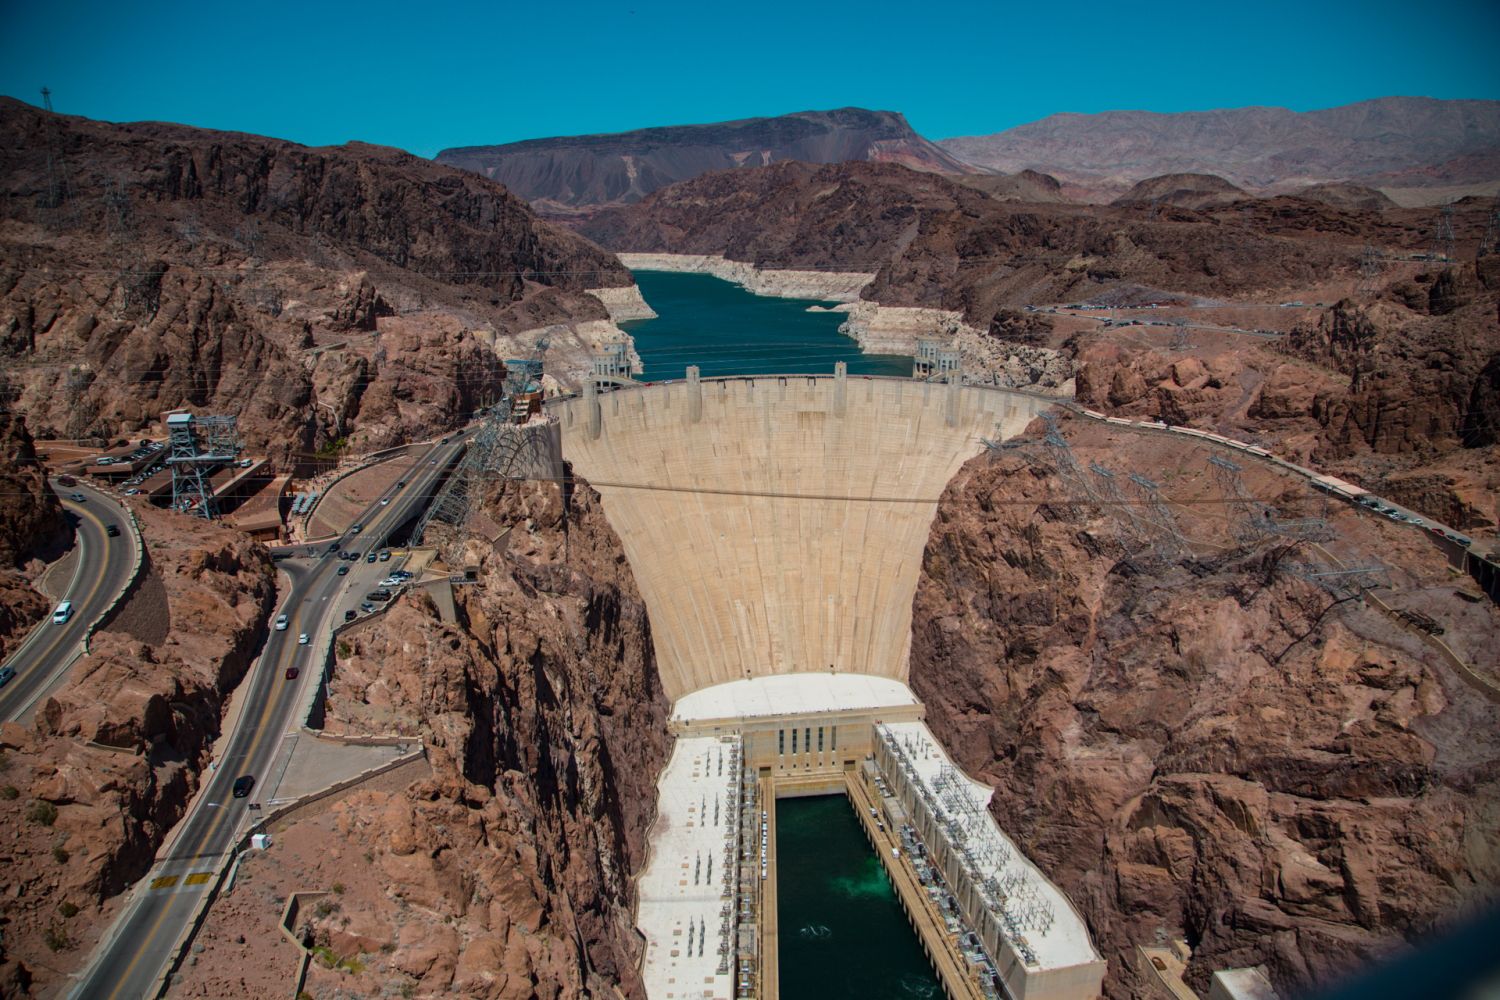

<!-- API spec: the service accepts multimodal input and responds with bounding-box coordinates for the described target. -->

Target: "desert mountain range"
[442,97,1499,211]
[436,107,973,214]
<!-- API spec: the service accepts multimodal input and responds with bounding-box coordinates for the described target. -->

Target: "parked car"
[351,523,363,534]
[344,609,357,621]
[360,602,375,613]
[123,488,141,496]
[57,475,77,487]
[379,550,391,562]
[232,775,255,798]
[366,552,376,563]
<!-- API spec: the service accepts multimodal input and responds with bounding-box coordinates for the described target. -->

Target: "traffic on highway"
[0,481,139,723]
[68,433,467,1000]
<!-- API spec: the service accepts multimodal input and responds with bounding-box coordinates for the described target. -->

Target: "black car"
[344,609,357,621]
[365,552,377,563]
[232,775,255,798]
[105,524,121,537]
[337,565,350,576]
[327,541,340,552]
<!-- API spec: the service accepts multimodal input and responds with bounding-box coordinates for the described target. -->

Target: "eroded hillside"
[169,475,669,998]
[0,99,637,466]
[910,417,1500,998]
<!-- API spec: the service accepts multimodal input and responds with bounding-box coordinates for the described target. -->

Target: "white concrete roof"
[637,736,739,1000]
[881,720,1100,972]
[672,672,919,724]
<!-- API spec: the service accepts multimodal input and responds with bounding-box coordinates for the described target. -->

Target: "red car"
[285,666,300,680]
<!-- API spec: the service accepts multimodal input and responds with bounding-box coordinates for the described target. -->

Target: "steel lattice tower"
[1127,472,1190,560]
[166,412,239,519]
[1432,204,1457,262]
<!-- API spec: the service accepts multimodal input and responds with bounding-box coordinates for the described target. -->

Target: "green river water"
[622,270,913,380]
[776,795,943,1000]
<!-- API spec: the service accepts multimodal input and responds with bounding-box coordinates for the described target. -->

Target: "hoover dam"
[553,368,1105,1000]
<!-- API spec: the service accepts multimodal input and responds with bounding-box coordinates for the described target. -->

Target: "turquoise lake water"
[776,795,943,1000]
[622,270,913,381]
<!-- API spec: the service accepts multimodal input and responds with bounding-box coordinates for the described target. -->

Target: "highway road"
[69,435,467,1000]
[0,481,139,723]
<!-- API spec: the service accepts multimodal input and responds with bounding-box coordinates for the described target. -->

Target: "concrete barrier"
[85,494,146,651]
[1364,589,1500,705]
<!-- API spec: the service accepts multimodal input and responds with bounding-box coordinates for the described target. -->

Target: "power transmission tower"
[104,181,133,242]
[64,367,93,441]
[37,87,76,224]
[1295,562,1389,598]
[1088,461,1152,548]
[166,412,240,519]
[1357,245,1384,293]
[1127,472,1190,560]
[1478,206,1500,259]
[414,338,551,558]
[1209,454,1273,543]
[981,413,1096,519]
[1431,204,1456,262]
[1169,320,1195,352]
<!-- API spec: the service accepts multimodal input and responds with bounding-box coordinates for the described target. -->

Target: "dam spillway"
[554,371,1052,700]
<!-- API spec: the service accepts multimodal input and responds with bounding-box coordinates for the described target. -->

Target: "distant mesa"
[435,107,983,213]
[1111,173,1248,211]
[940,96,1500,203]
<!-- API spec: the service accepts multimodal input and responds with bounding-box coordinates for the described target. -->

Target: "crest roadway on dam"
[553,371,1054,701]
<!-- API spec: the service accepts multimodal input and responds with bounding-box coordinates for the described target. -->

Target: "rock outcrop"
[0,504,276,991]
[0,98,638,466]
[909,420,1500,998]
[0,411,66,658]
[265,473,671,997]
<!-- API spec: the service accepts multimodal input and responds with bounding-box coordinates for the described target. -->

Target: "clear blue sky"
[2,0,1497,157]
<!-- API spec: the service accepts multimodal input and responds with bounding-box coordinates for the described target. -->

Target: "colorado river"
[776,795,942,1000]
[623,270,912,380]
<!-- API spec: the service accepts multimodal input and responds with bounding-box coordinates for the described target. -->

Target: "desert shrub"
[27,800,58,826]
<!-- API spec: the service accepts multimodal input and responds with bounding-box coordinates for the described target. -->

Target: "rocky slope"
[0,503,276,992]
[174,473,669,997]
[0,410,67,659]
[1072,257,1500,529]
[910,418,1500,998]
[0,98,638,467]
[579,160,1425,326]
[437,107,979,213]
[1111,173,1247,211]
[940,97,1500,201]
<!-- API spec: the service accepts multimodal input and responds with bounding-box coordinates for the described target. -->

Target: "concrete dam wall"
[554,372,1056,701]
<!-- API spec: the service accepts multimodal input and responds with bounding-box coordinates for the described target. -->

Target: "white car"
[274,614,288,631]
[298,632,310,645]
[52,601,74,625]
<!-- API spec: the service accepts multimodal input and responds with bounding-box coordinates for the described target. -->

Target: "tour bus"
[52,601,74,625]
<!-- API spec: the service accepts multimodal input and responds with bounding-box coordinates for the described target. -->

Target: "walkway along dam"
[551,368,1107,1000]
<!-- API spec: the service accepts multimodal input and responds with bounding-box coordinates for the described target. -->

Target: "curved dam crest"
[554,373,1054,701]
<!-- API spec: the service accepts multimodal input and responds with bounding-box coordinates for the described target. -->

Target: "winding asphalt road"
[0,481,138,723]
[69,435,467,1000]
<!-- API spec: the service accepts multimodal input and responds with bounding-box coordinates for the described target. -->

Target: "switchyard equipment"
[414,338,556,558]
[166,412,240,520]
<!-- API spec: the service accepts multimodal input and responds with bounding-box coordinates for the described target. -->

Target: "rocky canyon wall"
[270,474,673,997]
[907,420,1500,999]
